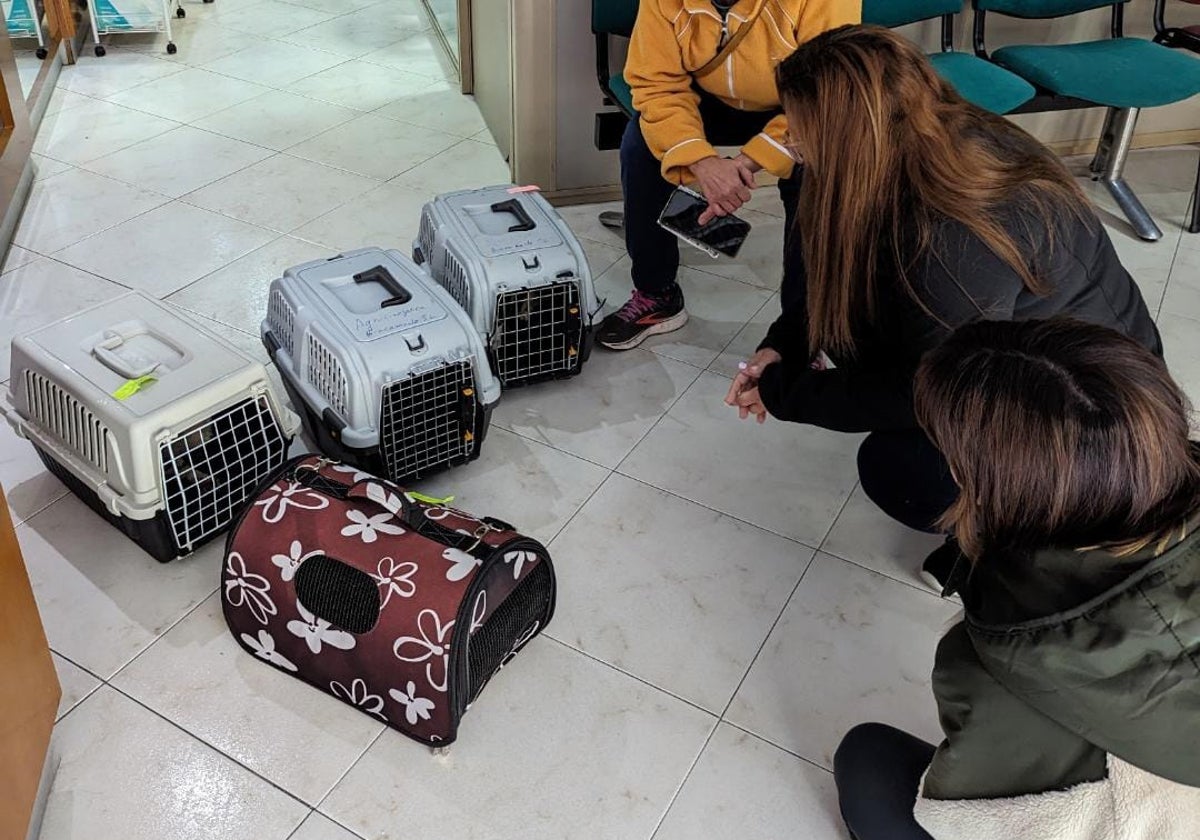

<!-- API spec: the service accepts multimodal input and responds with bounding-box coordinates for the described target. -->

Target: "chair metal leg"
[1090,107,1118,176]
[1189,153,1200,235]
[1099,108,1163,242]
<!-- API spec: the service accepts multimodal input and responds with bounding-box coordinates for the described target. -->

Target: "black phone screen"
[657,186,752,259]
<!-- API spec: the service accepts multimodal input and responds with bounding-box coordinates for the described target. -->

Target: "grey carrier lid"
[289,251,451,343]
[17,293,251,418]
[436,187,566,258]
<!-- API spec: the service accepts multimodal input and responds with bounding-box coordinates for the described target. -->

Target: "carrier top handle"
[353,265,413,309]
[489,198,537,233]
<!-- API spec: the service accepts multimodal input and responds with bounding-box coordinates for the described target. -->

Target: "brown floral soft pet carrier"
[222,454,555,745]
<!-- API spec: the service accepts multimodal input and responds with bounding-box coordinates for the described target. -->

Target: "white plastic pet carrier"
[262,247,501,483]
[413,186,601,387]
[5,293,299,563]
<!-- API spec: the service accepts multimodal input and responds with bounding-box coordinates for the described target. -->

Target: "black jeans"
[834,723,937,840]
[856,430,958,534]
[619,93,802,295]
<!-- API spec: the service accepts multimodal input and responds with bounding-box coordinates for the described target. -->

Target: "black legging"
[835,723,937,840]
[856,430,958,534]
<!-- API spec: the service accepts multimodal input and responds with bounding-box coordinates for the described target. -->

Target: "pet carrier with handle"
[413,186,601,387]
[5,292,300,563]
[223,453,556,746]
[262,247,500,484]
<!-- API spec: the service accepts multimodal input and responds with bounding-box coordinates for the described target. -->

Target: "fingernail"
[738,362,748,370]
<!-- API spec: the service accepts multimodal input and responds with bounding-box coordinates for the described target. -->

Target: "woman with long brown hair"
[723,25,1162,589]
[833,318,1200,840]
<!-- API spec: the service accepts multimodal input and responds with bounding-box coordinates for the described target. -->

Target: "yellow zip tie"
[112,375,156,400]
[406,491,455,506]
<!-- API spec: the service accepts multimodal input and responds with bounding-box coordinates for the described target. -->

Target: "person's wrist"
[736,153,762,173]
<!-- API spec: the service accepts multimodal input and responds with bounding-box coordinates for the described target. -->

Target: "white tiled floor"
[3,4,1199,837]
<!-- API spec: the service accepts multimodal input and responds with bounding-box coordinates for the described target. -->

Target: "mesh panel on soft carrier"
[6,292,296,563]
[261,247,501,485]
[415,187,597,387]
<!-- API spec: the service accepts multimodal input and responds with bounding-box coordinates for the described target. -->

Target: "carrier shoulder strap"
[694,0,767,80]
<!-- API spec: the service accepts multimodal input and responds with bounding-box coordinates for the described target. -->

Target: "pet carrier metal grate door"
[491,282,582,384]
[158,395,289,555]
[379,360,477,479]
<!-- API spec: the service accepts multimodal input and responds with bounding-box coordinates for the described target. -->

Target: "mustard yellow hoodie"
[625,0,860,183]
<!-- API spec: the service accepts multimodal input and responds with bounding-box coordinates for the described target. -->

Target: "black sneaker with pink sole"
[596,286,688,351]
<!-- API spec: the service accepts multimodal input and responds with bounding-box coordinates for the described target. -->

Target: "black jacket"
[756,210,1163,432]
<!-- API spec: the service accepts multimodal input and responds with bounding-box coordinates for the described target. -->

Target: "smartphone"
[657,186,752,259]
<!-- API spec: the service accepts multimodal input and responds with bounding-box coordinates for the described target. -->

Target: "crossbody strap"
[694,0,767,79]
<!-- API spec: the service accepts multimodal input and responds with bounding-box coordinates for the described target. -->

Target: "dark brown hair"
[915,318,1200,560]
[775,25,1090,357]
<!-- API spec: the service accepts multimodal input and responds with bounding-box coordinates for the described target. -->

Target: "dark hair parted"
[775,25,1091,358]
[915,318,1200,560]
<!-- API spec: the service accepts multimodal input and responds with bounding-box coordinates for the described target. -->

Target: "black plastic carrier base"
[36,446,185,564]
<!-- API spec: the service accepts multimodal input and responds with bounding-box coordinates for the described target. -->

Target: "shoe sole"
[598,311,689,351]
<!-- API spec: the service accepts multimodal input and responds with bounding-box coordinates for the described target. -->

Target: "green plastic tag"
[406,491,455,506]
[112,375,156,400]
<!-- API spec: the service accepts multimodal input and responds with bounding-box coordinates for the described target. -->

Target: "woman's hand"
[724,347,782,407]
[735,386,768,423]
[692,156,756,225]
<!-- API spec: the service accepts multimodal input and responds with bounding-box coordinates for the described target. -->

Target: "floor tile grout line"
[281,808,318,840]
[646,718,723,840]
[638,535,834,831]
[715,546,820,723]
[1155,218,1189,319]
[609,468,832,554]
[719,719,836,776]
[104,584,220,684]
[312,726,388,816]
[541,634,721,720]
[103,680,319,815]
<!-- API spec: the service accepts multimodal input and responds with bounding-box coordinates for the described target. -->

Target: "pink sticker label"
[507,185,541,194]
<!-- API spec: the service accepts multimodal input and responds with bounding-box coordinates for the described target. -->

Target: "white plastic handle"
[93,330,157,380]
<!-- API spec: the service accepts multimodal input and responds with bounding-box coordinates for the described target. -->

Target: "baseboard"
[1045,128,1200,158]
[24,743,59,840]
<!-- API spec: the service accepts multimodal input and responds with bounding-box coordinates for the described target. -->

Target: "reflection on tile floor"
[3,5,1198,837]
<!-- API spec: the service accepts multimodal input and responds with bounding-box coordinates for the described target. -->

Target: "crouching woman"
[833,318,1200,840]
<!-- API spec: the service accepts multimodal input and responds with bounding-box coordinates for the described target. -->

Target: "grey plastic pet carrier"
[413,186,601,387]
[5,293,300,563]
[262,247,501,483]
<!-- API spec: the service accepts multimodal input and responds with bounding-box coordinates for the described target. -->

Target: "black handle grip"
[490,198,536,233]
[353,265,412,308]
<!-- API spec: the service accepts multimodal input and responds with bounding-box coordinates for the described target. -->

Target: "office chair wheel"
[94,44,106,57]
[36,47,47,59]
[166,42,177,54]
[176,6,185,16]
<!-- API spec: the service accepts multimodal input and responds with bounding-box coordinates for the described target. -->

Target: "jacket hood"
[962,518,1200,787]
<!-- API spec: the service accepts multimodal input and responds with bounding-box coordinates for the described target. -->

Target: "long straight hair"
[915,318,1200,560]
[775,26,1091,357]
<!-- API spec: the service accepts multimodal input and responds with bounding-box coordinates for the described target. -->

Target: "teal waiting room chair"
[592,0,640,231]
[862,0,1036,113]
[973,0,1200,240]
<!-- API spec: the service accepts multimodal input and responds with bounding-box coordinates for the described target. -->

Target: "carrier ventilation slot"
[492,281,582,384]
[306,333,349,418]
[158,396,288,554]
[23,370,111,473]
[418,212,436,264]
[440,250,471,312]
[267,290,296,358]
[379,360,476,480]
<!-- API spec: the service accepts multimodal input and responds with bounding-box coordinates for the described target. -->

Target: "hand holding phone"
[658,186,752,259]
